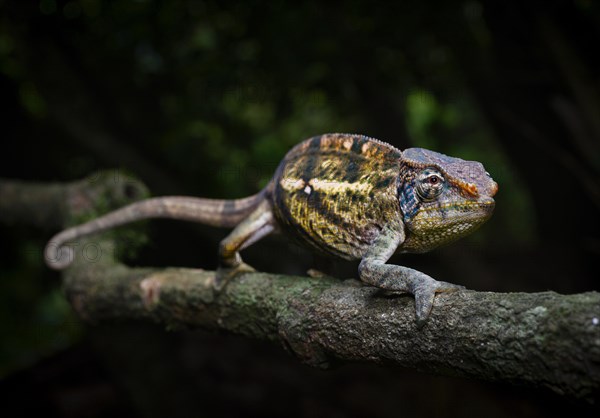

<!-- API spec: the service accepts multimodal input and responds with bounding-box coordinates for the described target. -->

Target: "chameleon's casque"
[45,133,497,322]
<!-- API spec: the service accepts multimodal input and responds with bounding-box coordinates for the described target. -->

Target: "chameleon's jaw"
[465,196,496,220]
[414,196,495,223]
[401,196,495,252]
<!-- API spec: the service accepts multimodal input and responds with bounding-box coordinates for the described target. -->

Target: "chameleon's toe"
[413,280,464,325]
[214,262,256,292]
[414,287,436,325]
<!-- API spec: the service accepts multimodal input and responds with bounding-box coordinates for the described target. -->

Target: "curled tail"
[45,190,266,270]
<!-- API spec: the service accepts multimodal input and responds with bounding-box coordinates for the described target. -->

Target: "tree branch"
[1,174,599,402]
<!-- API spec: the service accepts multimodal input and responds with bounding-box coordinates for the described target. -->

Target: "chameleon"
[45,133,497,322]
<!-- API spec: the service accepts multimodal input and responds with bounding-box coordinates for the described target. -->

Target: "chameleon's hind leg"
[214,200,275,291]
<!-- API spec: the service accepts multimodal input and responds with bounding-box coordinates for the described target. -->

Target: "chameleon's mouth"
[458,198,495,223]
[476,197,496,219]
[418,197,495,215]
[409,197,495,234]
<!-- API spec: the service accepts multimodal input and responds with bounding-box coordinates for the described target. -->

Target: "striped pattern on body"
[272,134,403,260]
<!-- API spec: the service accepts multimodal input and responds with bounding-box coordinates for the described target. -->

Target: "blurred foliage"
[0,2,599,413]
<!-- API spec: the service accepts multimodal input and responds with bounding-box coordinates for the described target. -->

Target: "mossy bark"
[61,260,600,401]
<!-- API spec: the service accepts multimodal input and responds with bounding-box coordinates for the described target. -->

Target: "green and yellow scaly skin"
[45,133,498,323]
[273,134,403,260]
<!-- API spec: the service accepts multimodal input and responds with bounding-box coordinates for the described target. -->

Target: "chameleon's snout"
[489,181,499,197]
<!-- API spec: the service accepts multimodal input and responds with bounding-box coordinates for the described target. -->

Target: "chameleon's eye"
[416,169,445,201]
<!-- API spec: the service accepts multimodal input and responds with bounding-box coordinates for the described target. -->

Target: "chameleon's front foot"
[213,262,256,292]
[359,254,465,324]
[413,279,464,325]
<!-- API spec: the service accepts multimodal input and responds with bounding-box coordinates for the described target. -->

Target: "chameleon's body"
[274,134,402,260]
[45,133,497,322]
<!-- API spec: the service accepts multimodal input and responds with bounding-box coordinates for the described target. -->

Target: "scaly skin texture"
[45,133,497,323]
[273,134,403,259]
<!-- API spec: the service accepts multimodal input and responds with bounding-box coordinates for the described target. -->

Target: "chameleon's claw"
[214,262,256,292]
[307,268,330,278]
[413,280,464,325]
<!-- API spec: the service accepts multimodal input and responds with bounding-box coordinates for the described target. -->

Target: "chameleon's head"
[398,148,498,253]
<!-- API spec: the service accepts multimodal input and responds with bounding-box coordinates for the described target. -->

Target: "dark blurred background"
[0,0,599,417]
